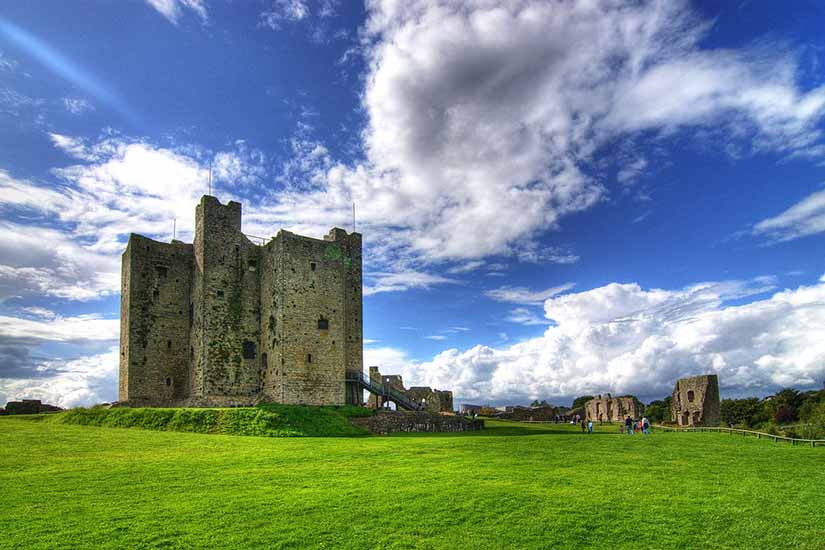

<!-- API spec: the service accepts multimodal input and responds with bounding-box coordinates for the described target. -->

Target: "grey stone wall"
[671,374,720,426]
[350,411,484,435]
[119,234,193,403]
[261,229,355,405]
[585,395,643,422]
[119,195,362,407]
[405,387,454,413]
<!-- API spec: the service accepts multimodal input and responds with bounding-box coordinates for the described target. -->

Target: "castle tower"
[119,195,362,407]
[190,196,262,402]
[118,235,193,403]
[258,226,362,405]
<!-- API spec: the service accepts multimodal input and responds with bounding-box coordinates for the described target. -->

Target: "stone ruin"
[671,374,720,427]
[585,394,643,422]
[0,399,63,415]
[366,366,454,413]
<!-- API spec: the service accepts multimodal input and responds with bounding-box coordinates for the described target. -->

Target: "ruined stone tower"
[671,374,720,427]
[119,196,363,407]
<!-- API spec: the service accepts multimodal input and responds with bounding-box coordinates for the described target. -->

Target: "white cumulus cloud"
[379,277,823,405]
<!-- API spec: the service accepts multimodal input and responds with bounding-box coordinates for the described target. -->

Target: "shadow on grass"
[384,420,636,438]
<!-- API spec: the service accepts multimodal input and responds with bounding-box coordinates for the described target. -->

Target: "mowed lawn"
[0,418,823,549]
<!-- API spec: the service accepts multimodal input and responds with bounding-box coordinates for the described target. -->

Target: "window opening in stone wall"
[167,340,171,350]
[189,303,194,322]
[217,290,225,299]
[165,377,172,387]
[687,390,695,403]
[190,347,194,359]
[248,259,257,272]
[156,265,168,279]
[310,262,316,271]
[317,317,329,330]
[307,353,312,363]
[153,289,159,302]
[242,341,256,359]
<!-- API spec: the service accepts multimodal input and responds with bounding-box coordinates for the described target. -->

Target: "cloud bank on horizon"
[1,0,825,407]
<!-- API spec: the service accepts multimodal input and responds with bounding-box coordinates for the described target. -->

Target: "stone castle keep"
[671,374,720,427]
[119,195,363,407]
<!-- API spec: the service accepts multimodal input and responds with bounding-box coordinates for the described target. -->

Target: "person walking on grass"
[625,415,633,435]
[587,420,593,433]
[642,416,650,435]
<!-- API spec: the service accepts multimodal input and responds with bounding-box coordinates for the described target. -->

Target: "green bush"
[800,403,825,440]
[53,404,373,438]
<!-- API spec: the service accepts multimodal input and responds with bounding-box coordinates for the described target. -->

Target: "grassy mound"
[50,403,373,437]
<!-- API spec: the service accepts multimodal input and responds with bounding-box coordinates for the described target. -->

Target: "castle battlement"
[119,196,363,407]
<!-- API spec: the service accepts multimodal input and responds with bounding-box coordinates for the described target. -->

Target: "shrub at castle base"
[53,404,373,437]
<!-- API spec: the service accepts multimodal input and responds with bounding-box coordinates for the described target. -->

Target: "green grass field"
[1,417,823,549]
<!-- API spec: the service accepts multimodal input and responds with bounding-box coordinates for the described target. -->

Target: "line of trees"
[719,387,825,438]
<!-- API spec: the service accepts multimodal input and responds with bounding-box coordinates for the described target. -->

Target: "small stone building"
[585,394,642,422]
[671,374,720,427]
[366,366,453,413]
[119,195,363,407]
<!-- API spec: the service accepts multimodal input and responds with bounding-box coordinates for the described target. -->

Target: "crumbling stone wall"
[366,366,384,408]
[671,374,720,427]
[365,366,454,412]
[350,411,484,434]
[405,387,454,413]
[2,400,62,415]
[585,394,643,422]
[119,195,362,407]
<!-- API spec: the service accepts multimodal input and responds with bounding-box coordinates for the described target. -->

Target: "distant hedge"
[52,403,374,437]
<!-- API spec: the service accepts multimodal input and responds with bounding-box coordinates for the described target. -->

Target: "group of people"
[577,415,651,435]
[621,415,651,435]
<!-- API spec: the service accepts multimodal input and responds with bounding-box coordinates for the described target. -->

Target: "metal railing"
[346,372,424,411]
[653,424,824,448]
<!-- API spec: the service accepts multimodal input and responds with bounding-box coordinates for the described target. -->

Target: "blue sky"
[1,0,825,408]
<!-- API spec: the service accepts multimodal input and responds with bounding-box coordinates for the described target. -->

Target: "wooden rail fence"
[653,424,824,448]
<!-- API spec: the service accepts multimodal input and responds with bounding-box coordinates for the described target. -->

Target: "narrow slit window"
[317,317,329,330]
[167,340,172,350]
[165,377,172,387]
[307,353,312,363]
[217,290,225,299]
[310,262,316,271]
[153,289,160,302]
